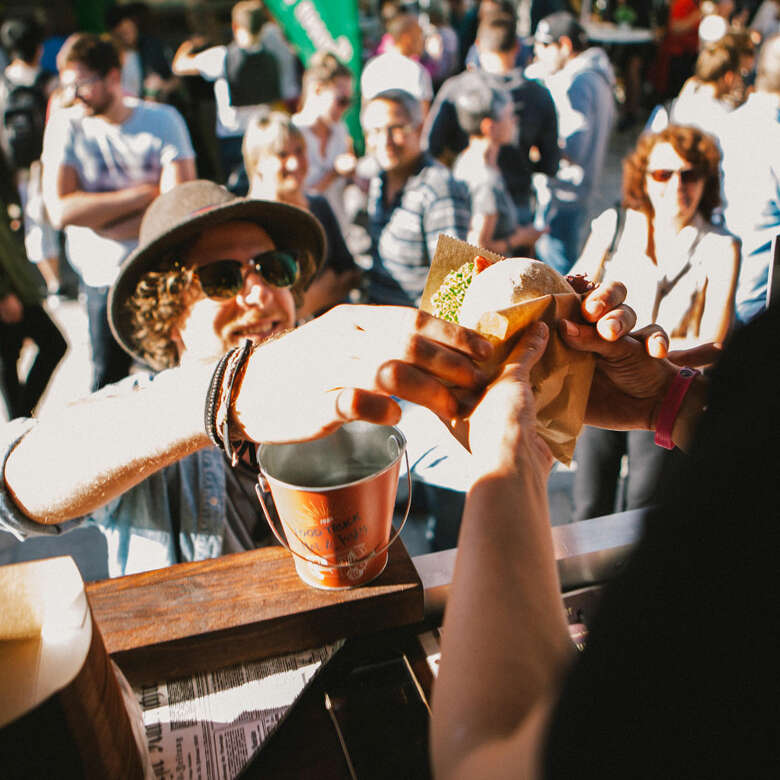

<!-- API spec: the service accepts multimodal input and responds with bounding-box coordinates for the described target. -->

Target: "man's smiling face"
[174,220,297,361]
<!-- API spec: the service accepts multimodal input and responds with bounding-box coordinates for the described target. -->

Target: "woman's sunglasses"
[192,250,300,299]
[647,168,703,184]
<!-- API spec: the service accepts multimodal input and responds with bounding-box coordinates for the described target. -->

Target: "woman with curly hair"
[569,124,740,522]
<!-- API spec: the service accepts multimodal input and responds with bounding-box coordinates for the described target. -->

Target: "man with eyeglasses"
[362,88,471,306]
[41,33,195,391]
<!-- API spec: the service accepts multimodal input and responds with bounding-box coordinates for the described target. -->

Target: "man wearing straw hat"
[0,180,642,577]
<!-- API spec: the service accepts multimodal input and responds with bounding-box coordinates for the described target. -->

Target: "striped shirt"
[367,154,470,306]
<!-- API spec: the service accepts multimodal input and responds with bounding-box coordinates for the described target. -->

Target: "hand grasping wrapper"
[420,235,596,464]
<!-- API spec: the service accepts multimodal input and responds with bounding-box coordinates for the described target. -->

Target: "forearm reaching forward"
[3,306,492,525]
[5,359,215,524]
[431,324,574,780]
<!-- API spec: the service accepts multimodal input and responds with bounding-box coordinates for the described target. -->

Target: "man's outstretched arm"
[3,306,493,524]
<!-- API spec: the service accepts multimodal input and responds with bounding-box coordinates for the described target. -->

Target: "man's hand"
[557,280,676,431]
[234,305,493,443]
[563,280,721,432]
[561,319,677,431]
[0,293,23,324]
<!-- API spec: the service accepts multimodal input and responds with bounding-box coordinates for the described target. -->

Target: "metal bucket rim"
[256,424,407,493]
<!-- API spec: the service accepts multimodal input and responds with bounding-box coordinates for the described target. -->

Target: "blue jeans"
[84,284,132,391]
[735,248,770,325]
[534,206,587,275]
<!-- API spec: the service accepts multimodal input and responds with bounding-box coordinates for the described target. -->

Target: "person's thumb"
[500,321,549,380]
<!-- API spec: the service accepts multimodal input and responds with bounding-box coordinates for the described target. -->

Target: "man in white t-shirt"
[172,0,281,187]
[42,33,195,391]
[361,12,433,113]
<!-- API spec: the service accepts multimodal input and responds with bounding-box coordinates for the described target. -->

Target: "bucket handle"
[255,449,412,570]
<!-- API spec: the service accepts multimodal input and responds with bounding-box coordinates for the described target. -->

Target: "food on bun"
[431,255,593,329]
[421,236,597,464]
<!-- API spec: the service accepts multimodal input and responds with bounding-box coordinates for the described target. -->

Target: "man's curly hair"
[126,262,194,371]
[125,248,314,370]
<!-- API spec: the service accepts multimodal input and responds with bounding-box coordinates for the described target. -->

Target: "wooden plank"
[86,539,422,686]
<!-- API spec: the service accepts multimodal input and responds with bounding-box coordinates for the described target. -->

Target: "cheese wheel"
[457,258,575,329]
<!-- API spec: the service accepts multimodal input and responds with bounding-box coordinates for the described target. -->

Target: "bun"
[458,258,575,329]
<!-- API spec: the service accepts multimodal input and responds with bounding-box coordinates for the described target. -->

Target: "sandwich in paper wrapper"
[420,235,596,464]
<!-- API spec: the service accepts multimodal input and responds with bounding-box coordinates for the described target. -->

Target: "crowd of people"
[0,0,778,775]
[0,0,776,545]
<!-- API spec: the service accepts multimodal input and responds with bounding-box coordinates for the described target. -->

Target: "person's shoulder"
[46,103,84,133]
[416,156,469,198]
[133,97,177,117]
[131,97,187,127]
[417,155,455,183]
[697,219,740,250]
[191,43,228,72]
[511,70,553,100]
[361,52,385,72]
[435,67,484,98]
[291,111,312,129]
[590,205,620,233]
[306,192,332,219]
[202,43,228,57]
[729,92,780,129]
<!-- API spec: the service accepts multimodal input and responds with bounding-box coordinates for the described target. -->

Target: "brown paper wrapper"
[421,235,595,465]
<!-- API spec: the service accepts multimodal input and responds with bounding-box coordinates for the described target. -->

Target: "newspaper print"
[136,641,343,780]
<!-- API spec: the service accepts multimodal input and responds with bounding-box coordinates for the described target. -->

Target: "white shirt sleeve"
[187,45,228,81]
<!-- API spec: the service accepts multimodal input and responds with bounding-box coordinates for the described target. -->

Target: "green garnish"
[431,261,474,322]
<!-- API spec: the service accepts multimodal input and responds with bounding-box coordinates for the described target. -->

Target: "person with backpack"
[0,14,60,296]
[172,0,282,189]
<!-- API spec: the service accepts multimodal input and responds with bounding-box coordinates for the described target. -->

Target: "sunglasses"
[335,95,353,108]
[647,168,703,184]
[62,74,103,99]
[191,250,299,299]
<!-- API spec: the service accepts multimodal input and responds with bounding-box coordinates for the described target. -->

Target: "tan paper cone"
[421,235,595,464]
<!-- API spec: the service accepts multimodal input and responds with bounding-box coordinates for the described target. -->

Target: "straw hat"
[108,180,326,364]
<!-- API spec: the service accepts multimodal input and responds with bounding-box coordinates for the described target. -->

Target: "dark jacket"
[422,67,560,212]
[0,203,41,305]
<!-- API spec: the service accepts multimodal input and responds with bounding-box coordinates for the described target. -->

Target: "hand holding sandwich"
[561,290,714,451]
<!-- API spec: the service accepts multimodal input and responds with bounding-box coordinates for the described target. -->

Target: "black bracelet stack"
[204,350,233,449]
[204,338,255,466]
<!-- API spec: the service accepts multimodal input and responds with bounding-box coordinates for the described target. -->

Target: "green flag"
[264,0,364,152]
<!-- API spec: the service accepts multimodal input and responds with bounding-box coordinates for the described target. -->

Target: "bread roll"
[458,258,575,329]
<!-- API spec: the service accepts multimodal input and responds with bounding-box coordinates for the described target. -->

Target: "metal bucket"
[255,422,410,590]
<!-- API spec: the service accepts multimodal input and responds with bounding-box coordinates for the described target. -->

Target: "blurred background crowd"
[1,0,778,549]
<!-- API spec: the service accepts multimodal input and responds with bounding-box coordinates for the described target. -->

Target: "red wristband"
[654,368,700,450]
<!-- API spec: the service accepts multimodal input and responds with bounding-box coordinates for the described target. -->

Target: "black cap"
[535,12,588,51]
